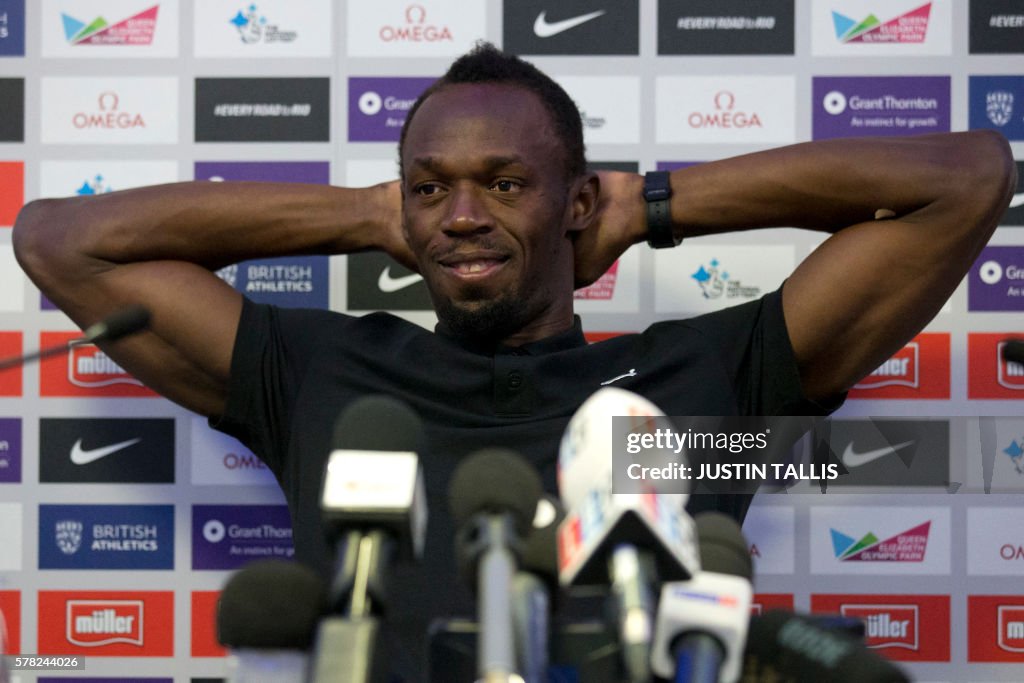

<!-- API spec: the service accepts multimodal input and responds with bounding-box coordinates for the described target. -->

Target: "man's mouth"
[438,252,510,278]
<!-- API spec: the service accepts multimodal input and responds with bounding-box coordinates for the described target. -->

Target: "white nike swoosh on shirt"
[70,437,143,465]
[377,267,424,293]
[533,9,607,38]
[840,440,914,469]
[1010,192,1024,209]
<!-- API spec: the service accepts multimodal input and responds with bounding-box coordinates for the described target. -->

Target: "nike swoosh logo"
[377,267,424,293]
[70,437,142,465]
[1010,192,1024,209]
[533,9,606,38]
[840,440,914,469]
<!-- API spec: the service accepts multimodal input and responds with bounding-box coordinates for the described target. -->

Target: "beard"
[434,292,530,344]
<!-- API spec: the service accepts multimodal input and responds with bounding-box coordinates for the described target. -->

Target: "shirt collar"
[435,315,587,356]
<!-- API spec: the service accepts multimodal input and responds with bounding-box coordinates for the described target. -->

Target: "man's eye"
[415,183,442,196]
[492,179,520,192]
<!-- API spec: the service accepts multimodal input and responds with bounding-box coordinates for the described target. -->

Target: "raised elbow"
[12,197,83,288]
[964,129,1016,207]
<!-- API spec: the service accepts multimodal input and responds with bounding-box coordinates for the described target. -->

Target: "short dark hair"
[399,42,586,180]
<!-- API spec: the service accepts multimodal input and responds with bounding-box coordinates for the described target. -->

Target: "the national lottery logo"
[1003,437,1024,475]
[62,5,159,46]
[229,3,296,44]
[691,258,760,300]
[987,91,1015,127]
[67,341,144,388]
[832,3,931,44]
[75,174,113,196]
[55,520,83,555]
[1000,606,1024,653]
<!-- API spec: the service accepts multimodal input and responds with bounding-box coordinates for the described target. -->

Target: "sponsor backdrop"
[0,0,1021,680]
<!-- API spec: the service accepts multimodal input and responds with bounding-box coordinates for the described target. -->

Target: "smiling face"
[401,82,590,345]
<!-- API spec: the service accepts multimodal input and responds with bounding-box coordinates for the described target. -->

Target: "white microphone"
[557,387,700,683]
[557,387,699,586]
[651,512,753,683]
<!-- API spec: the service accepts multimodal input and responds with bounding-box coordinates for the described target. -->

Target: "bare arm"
[13,180,405,417]
[579,131,1016,401]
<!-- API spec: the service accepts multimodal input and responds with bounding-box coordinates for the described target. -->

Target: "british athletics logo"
[968,596,1024,661]
[848,333,949,399]
[811,593,950,661]
[37,591,173,656]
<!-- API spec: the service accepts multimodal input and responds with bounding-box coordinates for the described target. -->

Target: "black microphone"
[309,395,426,683]
[744,610,911,683]
[82,305,152,343]
[217,559,327,683]
[1002,339,1024,365]
[0,304,152,371]
[513,494,565,683]
[450,448,543,683]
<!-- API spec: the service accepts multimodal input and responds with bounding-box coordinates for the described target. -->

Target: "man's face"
[400,83,584,345]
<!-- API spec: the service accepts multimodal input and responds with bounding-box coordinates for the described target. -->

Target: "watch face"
[644,171,672,201]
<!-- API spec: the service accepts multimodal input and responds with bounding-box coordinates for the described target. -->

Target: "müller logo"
[72,92,146,130]
[841,603,919,650]
[999,606,1024,652]
[66,600,143,647]
[67,341,143,388]
[998,342,1024,390]
[379,4,453,43]
[855,342,919,389]
[688,90,763,130]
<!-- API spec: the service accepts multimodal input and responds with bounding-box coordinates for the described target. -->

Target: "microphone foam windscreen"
[331,395,425,452]
[695,511,753,581]
[217,559,327,649]
[448,448,543,535]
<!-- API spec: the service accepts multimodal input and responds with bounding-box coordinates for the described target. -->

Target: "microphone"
[0,304,152,371]
[82,305,152,343]
[450,448,543,683]
[513,494,564,683]
[217,559,327,683]
[557,388,700,683]
[310,395,426,683]
[1002,339,1024,365]
[651,512,753,683]
[744,610,911,683]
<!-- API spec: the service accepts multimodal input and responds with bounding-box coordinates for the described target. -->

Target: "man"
[13,43,1015,676]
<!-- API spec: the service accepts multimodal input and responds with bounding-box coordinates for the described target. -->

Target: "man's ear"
[567,172,599,234]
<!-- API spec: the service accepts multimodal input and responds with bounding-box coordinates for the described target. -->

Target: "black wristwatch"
[643,171,680,249]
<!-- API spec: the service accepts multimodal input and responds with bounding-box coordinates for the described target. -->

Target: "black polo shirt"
[213,287,831,677]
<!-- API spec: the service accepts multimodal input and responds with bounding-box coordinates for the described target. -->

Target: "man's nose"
[442,185,492,235]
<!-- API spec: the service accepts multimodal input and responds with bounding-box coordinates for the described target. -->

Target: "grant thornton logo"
[831,521,930,562]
